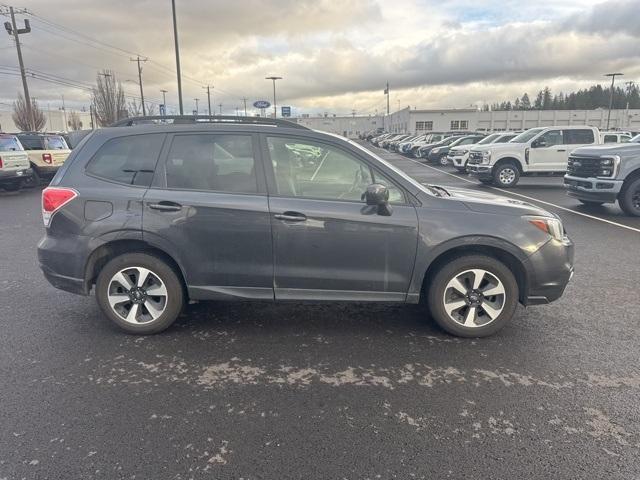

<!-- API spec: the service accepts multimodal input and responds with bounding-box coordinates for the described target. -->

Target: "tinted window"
[267,136,404,203]
[165,134,257,193]
[45,136,68,150]
[537,130,563,147]
[86,134,164,187]
[17,136,44,150]
[565,129,594,144]
[0,136,23,151]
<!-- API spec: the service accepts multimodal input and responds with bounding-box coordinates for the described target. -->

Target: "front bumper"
[467,164,493,179]
[523,236,575,305]
[564,175,622,204]
[0,167,33,183]
[449,155,466,168]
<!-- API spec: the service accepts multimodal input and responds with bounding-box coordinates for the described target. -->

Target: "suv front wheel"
[96,252,184,334]
[427,255,519,337]
[492,162,520,188]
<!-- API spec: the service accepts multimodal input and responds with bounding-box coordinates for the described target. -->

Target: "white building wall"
[0,109,93,133]
[295,115,384,138]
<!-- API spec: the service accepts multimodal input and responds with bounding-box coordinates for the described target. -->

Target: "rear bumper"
[523,237,575,305]
[564,175,622,204]
[0,167,33,182]
[34,164,61,177]
[38,233,91,295]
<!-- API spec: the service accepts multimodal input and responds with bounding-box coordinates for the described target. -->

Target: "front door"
[143,132,274,300]
[528,129,566,171]
[263,134,419,302]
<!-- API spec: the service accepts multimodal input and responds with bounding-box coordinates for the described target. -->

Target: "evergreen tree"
[534,90,544,109]
[520,93,531,110]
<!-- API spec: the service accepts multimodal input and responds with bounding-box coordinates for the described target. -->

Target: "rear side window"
[565,129,594,144]
[165,134,257,194]
[0,136,23,151]
[45,136,68,150]
[17,136,44,150]
[86,134,164,187]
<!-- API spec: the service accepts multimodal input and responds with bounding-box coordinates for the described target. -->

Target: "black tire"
[427,255,519,338]
[439,156,448,166]
[2,181,21,192]
[23,167,41,188]
[578,199,604,207]
[492,162,520,188]
[619,177,640,217]
[455,167,467,174]
[95,252,184,334]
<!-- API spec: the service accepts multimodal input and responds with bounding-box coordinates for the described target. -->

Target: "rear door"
[263,134,419,301]
[142,132,274,300]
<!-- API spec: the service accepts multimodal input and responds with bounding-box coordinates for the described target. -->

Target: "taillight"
[42,153,53,164]
[0,156,3,168]
[42,187,78,227]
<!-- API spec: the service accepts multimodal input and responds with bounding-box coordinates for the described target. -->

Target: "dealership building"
[296,108,640,138]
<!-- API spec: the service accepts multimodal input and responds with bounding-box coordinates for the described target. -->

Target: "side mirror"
[362,183,392,216]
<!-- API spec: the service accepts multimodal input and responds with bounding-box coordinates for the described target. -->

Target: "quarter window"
[165,134,257,193]
[564,129,594,144]
[86,134,164,187]
[267,136,404,203]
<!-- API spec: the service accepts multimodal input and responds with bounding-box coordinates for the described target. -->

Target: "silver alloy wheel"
[442,269,506,328]
[107,266,168,325]
[440,156,448,166]
[499,167,516,185]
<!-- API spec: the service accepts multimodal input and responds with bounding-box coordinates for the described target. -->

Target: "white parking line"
[397,155,640,235]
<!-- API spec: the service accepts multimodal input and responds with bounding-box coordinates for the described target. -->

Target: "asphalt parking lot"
[1,147,639,479]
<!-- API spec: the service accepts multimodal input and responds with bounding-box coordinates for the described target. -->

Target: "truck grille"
[567,155,601,178]
[467,151,483,165]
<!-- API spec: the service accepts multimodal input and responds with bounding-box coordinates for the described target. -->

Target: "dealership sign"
[281,106,291,117]
[253,100,271,109]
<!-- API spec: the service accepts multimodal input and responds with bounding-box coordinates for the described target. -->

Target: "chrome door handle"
[148,202,182,212]
[274,212,307,222]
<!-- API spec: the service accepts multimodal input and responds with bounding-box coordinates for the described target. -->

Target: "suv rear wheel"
[96,253,184,334]
[427,255,518,337]
[492,162,520,188]
[619,177,640,217]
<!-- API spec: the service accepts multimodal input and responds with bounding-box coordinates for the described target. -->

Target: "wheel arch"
[494,156,524,173]
[621,167,640,189]
[417,240,529,304]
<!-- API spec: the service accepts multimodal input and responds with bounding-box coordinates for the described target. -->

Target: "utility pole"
[605,72,623,130]
[160,89,167,115]
[4,6,33,130]
[61,94,67,132]
[203,85,212,117]
[242,97,248,116]
[265,76,282,118]
[194,98,199,114]
[218,103,223,115]
[171,0,183,114]
[384,81,390,131]
[351,109,356,118]
[130,56,148,116]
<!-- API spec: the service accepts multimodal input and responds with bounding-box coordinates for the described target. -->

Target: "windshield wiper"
[423,184,451,197]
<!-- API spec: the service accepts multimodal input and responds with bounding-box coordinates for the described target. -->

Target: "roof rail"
[109,115,308,129]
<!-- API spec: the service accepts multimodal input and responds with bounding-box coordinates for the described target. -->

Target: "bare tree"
[12,92,46,131]
[67,110,83,130]
[92,70,126,126]
[128,99,157,117]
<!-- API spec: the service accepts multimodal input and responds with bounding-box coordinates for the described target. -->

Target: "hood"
[433,185,554,217]
[450,143,479,152]
[571,143,640,156]
[470,142,519,153]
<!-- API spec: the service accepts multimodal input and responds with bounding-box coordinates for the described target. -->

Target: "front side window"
[165,134,257,193]
[86,134,164,187]
[267,136,404,203]
[537,130,563,147]
[565,129,594,144]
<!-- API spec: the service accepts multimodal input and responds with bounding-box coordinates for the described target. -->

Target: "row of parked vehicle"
[364,128,640,216]
[0,132,73,192]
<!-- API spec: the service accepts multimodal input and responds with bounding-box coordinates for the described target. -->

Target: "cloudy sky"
[1,0,639,116]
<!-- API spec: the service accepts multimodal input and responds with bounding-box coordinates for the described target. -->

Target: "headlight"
[480,151,491,164]
[524,216,564,241]
[597,155,620,178]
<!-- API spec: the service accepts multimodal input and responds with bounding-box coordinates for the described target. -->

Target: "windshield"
[45,136,69,150]
[0,136,24,152]
[631,134,640,143]
[497,134,517,142]
[510,128,544,143]
[476,133,501,145]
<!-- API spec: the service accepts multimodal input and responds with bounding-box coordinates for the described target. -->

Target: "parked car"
[16,132,72,186]
[564,141,640,216]
[37,115,574,337]
[600,132,632,144]
[409,133,450,157]
[416,135,464,160]
[0,134,33,191]
[427,134,486,166]
[449,132,519,173]
[380,134,410,149]
[467,126,601,187]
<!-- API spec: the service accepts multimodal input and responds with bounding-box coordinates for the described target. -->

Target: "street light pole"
[194,98,199,115]
[265,76,282,118]
[160,89,167,114]
[203,85,212,117]
[605,72,623,130]
[171,0,183,115]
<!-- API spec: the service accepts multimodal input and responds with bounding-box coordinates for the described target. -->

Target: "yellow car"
[16,133,71,186]
[0,134,32,191]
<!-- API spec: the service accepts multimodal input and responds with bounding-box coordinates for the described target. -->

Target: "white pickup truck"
[467,126,601,187]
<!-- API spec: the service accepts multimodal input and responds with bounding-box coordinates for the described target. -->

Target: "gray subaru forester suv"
[38,116,574,337]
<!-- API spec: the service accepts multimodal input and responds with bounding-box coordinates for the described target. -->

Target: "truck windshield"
[0,136,24,151]
[510,128,544,143]
[476,133,501,145]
